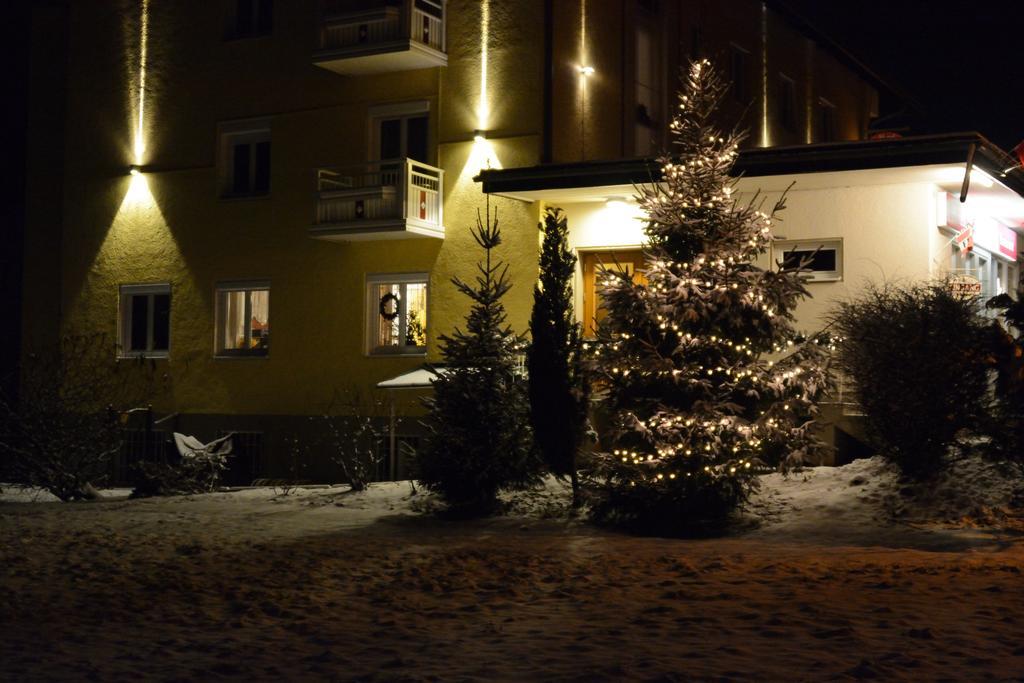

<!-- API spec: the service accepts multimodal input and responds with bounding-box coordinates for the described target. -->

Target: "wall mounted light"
[605,196,627,208]
[473,129,487,143]
[578,65,595,77]
[129,165,142,176]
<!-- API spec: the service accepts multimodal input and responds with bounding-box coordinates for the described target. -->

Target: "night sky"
[782,0,1024,151]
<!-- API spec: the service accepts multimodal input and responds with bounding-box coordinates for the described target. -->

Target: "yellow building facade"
[24,0,884,480]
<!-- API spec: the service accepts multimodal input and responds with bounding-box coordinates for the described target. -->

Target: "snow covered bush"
[830,281,992,478]
[131,434,232,497]
[984,287,1024,465]
[528,207,591,507]
[589,60,831,534]
[0,335,159,501]
[417,204,541,514]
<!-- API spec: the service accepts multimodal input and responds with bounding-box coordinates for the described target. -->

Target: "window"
[119,284,171,358]
[730,44,750,104]
[367,273,428,355]
[220,120,271,198]
[216,282,270,356]
[580,250,647,337]
[371,102,431,164]
[774,239,843,282]
[227,0,272,39]
[690,25,703,61]
[818,98,837,142]
[634,3,663,155]
[777,74,797,132]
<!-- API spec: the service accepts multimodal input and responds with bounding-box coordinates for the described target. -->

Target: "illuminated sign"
[955,224,974,255]
[949,274,982,298]
[998,224,1018,260]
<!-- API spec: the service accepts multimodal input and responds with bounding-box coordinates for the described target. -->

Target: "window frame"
[215,280,271,358]
[777,73,798,132]
[817,97,837,142]
[225,0,273,41]
[729,43,751,104]
[368,101,432,165]
[218,119,272,199]
[773,239,843,282]
[365,272,429,357]
[118,283,171,359]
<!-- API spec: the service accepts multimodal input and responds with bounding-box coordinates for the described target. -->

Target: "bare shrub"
[0,335,162,501]
[830,281,992,478]
[313,387,392,491]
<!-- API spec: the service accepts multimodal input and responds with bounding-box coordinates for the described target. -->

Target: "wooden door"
[580,249,646,337]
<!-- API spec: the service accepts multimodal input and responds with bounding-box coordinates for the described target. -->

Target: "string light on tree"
[589,59,832,533]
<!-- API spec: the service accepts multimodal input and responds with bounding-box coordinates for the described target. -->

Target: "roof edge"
[477,133,1024,199]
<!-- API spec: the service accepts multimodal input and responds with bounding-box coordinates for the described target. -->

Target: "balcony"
[310,158,445,240]
[313,0,447,76]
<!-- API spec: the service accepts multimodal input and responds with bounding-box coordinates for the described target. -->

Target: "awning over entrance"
[476,132,1024,207]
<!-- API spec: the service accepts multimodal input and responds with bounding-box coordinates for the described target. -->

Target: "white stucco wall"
[737,181,938,332]
[557,180,942,335]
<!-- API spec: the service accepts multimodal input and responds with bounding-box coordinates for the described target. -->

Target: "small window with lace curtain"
[216,282,270,357]
[367,273,427,355]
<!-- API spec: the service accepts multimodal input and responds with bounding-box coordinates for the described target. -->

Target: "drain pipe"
[960,142,976,203]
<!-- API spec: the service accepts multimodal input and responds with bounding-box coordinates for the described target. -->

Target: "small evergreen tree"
[591,60,831,533]
[417,203,540,513]
[528,207,591,506]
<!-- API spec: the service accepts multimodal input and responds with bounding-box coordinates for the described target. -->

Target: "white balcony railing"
[316,0,446,72]
[311,158,444,240]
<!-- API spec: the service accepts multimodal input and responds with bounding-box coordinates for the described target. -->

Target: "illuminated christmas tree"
[591,60,831,533]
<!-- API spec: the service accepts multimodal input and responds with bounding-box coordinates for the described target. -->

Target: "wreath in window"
[378,292,401,321]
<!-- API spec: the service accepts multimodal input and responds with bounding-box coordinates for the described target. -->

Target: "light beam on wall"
[760,1,770,148]
[577,0,592,159]
[134,0,150,165]
[477,0,490,132]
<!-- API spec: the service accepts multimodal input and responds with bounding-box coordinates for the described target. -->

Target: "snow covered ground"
[2,457,1023,680]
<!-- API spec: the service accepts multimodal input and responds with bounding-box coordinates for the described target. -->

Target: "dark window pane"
[130,295,149,351]
[254,141,271,195]
[152,294,170,351]
[819,104,836,142]
[731,48,747,102]
[779,77,796,131]
[236,0,253,37]
[379,119,402,160]
[406,116,429,163]
[256,0,273,33]
[783,249,836,272]
[232,143,251,195]
[690,26,703,60]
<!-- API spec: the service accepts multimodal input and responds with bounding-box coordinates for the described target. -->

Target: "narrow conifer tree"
[417,203,540,513]
[591,60,831,533]
[528,207,590,506]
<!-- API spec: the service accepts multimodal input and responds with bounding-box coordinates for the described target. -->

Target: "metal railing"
[319,0,445,53]
[315,158,443,229]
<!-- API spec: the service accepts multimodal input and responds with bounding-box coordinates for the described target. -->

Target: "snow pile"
[3,456,1022,543]
[746,455,1024,543]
